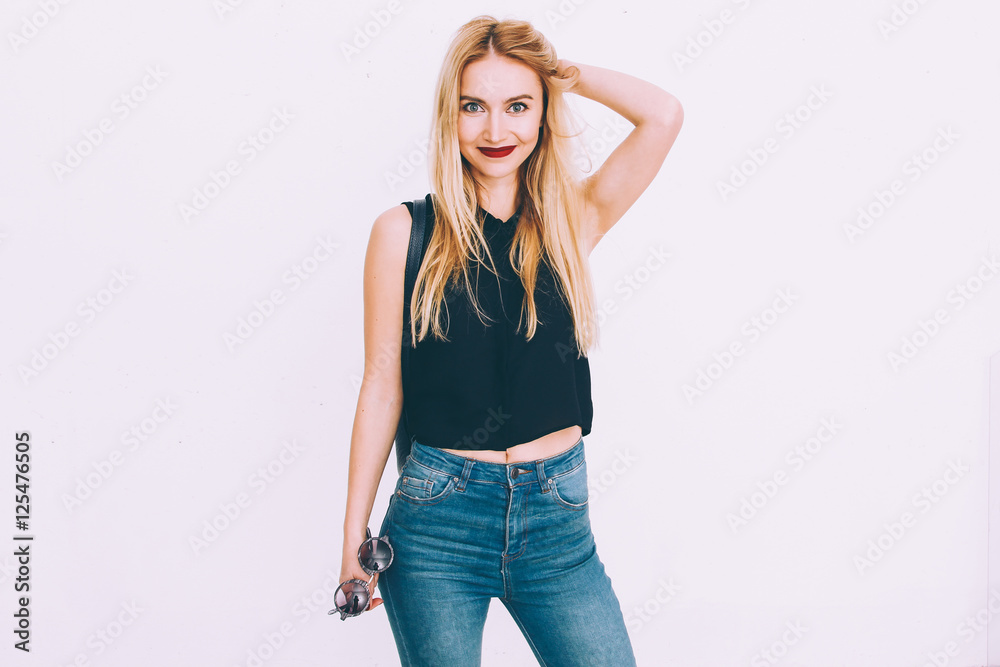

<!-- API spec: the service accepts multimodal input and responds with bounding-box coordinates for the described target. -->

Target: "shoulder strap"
[402,194,430,352]
[396,194,433,474]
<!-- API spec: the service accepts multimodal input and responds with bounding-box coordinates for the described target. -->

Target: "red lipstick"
[478,145,516,158]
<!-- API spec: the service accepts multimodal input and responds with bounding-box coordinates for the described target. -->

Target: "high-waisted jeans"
[376,436,637,667]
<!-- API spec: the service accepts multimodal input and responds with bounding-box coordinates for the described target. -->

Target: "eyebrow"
[459,94,534,105]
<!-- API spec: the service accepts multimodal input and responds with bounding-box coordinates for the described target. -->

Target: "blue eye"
[461,101,529,113]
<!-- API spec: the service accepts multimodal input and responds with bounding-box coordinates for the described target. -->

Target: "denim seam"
[550,481,588,510]
[408,464,582,486]
[378,496,411,667]
[405,458,454,478]
[502,489,528,562]
[400,476,433,497]
[548,459,584,480]
[549,462,588,510]
[456,459,475,491]
[536,460,548,493]
[395,477,457,505]
[501,554,511,600]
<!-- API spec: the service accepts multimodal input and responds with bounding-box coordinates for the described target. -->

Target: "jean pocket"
[548,460,589,510]
[396,459,458,505]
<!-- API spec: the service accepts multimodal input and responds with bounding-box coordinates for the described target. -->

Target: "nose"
[486,110,506,144]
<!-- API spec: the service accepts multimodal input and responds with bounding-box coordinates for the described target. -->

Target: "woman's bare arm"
[559,60,683,251]
[342,204,411,548]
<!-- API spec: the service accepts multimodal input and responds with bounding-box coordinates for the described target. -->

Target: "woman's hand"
[554,59,580,92]
[339,529,383,613]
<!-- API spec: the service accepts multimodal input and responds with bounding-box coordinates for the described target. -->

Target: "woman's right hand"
[339,530,382,613]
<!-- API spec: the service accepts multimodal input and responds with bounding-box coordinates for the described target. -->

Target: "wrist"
[344,521,368,541]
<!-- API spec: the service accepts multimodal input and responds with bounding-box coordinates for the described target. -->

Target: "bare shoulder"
[371,203,413,245]
[364,203,415,321]
[361,203,413,385]
[366,203,413,278]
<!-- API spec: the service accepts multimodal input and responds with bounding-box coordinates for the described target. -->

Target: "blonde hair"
[409,14,598,358]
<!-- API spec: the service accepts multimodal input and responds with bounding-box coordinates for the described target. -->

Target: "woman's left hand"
[555,59,579,90]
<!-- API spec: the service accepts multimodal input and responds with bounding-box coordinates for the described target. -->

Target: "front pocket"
[396,460,458,505]
[400,476,433,498]
[548,460,589,510]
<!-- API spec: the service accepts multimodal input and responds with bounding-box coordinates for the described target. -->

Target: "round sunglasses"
[329,527,394,620]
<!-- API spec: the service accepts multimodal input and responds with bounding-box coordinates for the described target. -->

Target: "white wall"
[1,1,998,666]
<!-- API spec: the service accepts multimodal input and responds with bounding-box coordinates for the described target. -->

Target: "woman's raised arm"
[559,60,683,251]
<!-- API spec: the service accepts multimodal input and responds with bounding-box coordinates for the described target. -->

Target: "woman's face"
[457,53,545,186]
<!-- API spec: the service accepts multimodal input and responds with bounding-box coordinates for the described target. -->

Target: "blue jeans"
[377,437,637,667]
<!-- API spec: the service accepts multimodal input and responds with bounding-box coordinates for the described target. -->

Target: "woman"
[340,14,682,666]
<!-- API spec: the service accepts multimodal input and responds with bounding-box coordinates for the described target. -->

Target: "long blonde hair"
[409,14,598,358]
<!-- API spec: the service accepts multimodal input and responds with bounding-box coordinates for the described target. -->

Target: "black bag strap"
[402,194,429,355]
[395,193,432,474]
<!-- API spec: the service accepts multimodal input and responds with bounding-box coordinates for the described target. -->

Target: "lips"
[478,145,516,158]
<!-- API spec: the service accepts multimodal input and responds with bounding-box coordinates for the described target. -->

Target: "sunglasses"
[329,527,394,621]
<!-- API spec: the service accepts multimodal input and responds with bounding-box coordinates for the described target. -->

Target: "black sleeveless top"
[401,198,593,451]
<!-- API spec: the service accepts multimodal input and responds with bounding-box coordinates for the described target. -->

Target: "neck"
[476,177,519,222]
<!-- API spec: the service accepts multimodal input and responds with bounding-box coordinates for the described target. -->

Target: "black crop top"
[400,198,593,451]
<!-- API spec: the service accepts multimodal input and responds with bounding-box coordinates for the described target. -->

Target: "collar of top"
[478,204,522,227]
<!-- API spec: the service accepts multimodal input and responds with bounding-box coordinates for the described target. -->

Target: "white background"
[1,1,999,666]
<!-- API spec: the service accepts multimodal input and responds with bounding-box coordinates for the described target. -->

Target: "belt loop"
[536,460,549,493]
[455,459,474,491]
